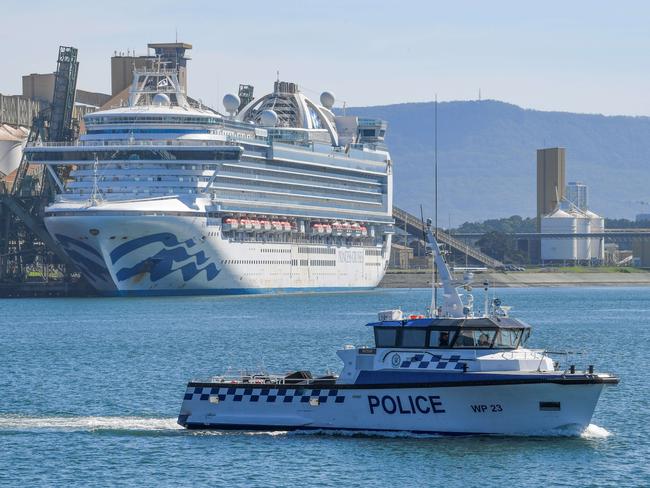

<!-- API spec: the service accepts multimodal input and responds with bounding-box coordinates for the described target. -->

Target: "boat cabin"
[367,317,531,350]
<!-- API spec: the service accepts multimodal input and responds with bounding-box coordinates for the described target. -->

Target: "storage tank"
[574,208,591,261]
[541,208,577,262]
[586,209,605,262]
[0,124,29,177]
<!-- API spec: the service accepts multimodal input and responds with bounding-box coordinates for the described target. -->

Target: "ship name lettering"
[338,250,363,264]
[368,395,445,415]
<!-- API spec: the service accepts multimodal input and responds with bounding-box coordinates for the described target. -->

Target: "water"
[0,287,648,487]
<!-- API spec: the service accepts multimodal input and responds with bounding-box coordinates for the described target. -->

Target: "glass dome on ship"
[24,65,393,295]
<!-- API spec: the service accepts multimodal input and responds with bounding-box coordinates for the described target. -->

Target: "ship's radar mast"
[128,61,188,109]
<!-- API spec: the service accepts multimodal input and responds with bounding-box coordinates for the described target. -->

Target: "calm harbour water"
[0,287,648,487]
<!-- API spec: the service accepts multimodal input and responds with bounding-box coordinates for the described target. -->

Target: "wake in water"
[580,423,612,439]
[290,424,612,439]
[0,414,182,432]
[0,415,611,439]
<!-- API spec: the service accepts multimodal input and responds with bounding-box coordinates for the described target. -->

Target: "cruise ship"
[24,66,393,295]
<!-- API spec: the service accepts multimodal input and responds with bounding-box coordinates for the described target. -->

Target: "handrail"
[392,206,504,268]
[26,139,242,148]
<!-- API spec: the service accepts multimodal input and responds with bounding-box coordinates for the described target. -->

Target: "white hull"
[45,212,390,295]
[178,381,606,435]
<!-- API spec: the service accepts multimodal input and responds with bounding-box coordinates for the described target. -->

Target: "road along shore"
[380,270,650,288]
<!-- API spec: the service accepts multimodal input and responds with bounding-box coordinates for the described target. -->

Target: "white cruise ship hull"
[45,212,390,296]
[178,379,608,435]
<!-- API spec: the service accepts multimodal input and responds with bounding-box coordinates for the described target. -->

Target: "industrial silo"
[586,209,605,262]
[541,207,578,262]
[574,208,591,262]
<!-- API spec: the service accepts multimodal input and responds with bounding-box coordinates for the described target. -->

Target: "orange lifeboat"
[260,220,272,231]
[241,218,253,231]
[223,218,239,230]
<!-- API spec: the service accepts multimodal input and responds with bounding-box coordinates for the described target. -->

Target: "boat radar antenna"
[425,218,464,318]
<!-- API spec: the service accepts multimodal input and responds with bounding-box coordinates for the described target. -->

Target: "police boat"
[178,222,618,435]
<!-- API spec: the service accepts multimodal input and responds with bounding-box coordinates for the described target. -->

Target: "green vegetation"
[454,215,536,234]
[476,231,528,264]
[605,218,650,229]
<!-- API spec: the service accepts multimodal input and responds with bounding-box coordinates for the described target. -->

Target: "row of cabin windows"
[219,166,380,192]
[374,327,529,349]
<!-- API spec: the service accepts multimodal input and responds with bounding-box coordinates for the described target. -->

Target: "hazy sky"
[2,0,649,115]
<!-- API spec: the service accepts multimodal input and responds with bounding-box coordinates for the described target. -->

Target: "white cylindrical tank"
[0,124,29,177]
[586,210,605,261]
[541,208,577,262]
[574,210,591,261]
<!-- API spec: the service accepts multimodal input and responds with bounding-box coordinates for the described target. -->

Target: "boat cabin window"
[494,328,522,348]
[453,329,497,348]
[401,328,427,348]
[520,328,531,346]
[374,327,399,348]
[429,330,454,348]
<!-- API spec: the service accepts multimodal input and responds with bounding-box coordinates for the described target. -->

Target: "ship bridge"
[234,81,387,149]
[236,80,339,145]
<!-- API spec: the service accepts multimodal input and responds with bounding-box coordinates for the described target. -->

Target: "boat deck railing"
[203,372,338,386]
[539,349,593,374]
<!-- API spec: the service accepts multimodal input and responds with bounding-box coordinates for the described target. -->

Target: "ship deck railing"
[202,372,338,386]
[26,139,241,148]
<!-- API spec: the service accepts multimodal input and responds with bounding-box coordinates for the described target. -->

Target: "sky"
[1,0,650,115]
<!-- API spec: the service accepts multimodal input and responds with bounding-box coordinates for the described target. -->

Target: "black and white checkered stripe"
[397,353,466,370]
[184,386,346,404]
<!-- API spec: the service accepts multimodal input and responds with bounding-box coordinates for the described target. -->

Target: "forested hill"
[344,100,650,225]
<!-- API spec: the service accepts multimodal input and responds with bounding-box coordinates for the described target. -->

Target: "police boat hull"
[178,374,615,435]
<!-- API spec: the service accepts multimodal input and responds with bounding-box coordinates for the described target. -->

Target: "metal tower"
[48,46,79,143]
[0,46,86,295]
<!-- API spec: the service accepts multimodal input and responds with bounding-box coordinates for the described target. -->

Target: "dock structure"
[392,206,505,269]
[0,46,95,297]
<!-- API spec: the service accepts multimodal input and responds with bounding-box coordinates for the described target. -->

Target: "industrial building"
[540,203,605,263]
[538,148,605,264]
[536,147,566,232]
[566,181,588,211]
[110,43,191,96]
[633,239,650,267]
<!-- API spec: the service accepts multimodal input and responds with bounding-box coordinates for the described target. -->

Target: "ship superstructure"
[24,65,393,295]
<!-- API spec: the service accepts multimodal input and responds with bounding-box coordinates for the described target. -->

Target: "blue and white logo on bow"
[110,233,220,283]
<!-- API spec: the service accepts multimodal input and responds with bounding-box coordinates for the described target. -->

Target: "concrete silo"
[586,209,605,262]
[541,208,577,262]
[574,208,591,261]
